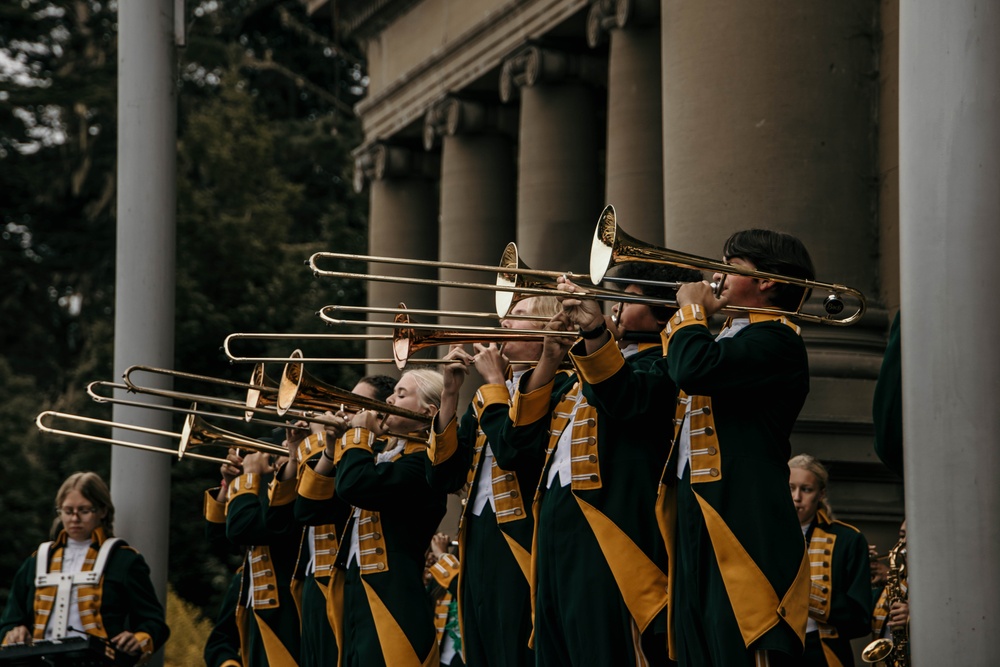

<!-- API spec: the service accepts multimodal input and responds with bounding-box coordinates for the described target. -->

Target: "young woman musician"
[0,472,169,663]
[788,454,873,667]
[310,368,448,667]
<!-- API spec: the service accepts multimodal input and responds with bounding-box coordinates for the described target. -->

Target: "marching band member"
[286,375,396,666]
[205,441,301,667]
[788,454,872,666]
[0,472,169,663]
[311,368,448,667]
[426,295,560,667]
[425,533,462,667]
[659,229,816,666]
[492,263,698,666]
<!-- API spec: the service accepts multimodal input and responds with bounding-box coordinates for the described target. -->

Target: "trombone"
[35,410,284,465]
[589,204,867,325]
[221,303,549,364]
[320,310,578,369]
[310,242,674,318]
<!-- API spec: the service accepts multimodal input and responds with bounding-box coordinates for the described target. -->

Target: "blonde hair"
[402,368,444,410]
[788,454,833,519]
[519,295,560,319]
[53,471,115,538]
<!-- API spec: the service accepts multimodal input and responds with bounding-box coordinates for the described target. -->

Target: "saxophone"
[861,537,908,667]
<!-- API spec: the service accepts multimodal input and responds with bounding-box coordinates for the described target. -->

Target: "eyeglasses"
[55,506,97,518]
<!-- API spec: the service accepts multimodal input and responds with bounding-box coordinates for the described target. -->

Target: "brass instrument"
[222,303,547,364]
[87,380,308,434]
[319,309,577,369]
[120,364,365,432]
[35,410,284,464]
[590,204,867,325]
[862,537,908,666]
[276,350,432,442]
[309,242,689,318]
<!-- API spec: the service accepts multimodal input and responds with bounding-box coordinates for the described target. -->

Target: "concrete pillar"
[424,97,516,320]
[354,144,438,373]
[588,0,664,245]
[659,0,894,539]
[112,0,175,644]
[501,45,604,274]
[900,0,1000,661]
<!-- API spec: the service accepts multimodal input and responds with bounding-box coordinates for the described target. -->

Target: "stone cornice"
[354,0,588,150]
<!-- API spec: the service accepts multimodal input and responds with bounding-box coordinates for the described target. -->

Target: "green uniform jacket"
[872,311,903,477]
[661,308,811,656]
[223,472,302,667]
[0,529,169,658]
[204,569,244,667]
[426,381,540,579]
[332,432,448,666]
[494,341,674,635]
[806,510,874,666]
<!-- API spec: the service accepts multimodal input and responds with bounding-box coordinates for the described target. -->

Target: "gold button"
[590,474,599,482]
[505,473,514,481]
[695,311,704,321]
[377,563,385,571]
[707,447,717,456]
[510,490,519,498]
[702,406,711,415]
[709,468,720,477]
[704,426,714,436]
[375,547,384,555]
[588,437,596,445]
[261,554,269,561]
[673,315,681,324]
[476,399,484,408]
[373,532,382,540]
[588,455,597,463]
[514,508,523,516]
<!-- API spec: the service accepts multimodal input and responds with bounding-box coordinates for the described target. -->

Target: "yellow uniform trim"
[661,304,708,354]
[428,417,458,465]
[430,553,460,589]
[693,491,810,647]
[253,609,298,667]
[570,336,625,385]
[334,428,376,465]
[268,474,298,507]
[474,384,511,414]
[298,464,335,501]
[362,578,440,667]
[227,472,261,506]
[204,489,227,523]
[574,496,668,632]
[325,572,346,667]
[509,378,555,426]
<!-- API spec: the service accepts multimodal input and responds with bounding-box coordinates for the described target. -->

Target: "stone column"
[424,97,516,321]
[354,144,439,373]
[500,45,604,274]
[660,0,895,541]
[588,0,664,245]
[900,1,1000,662]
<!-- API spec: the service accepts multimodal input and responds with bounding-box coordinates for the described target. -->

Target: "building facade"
[314,0,903,554]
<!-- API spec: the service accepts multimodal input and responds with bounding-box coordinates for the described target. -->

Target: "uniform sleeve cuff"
[430,552,461,588]
[227,472,261,503]
[134,631,154,656]
[509,374,554,426]
[296,433,326,465]
[268,474,298,506]
[428,417,458,465]
[472,384,511,418]
[570,336,625,385]
[334,428,377,465]
[299,464,336,500]
[204,489,227,523]
[662,304,708,353]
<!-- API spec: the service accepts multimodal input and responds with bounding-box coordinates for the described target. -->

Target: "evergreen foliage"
[0,0,371,620]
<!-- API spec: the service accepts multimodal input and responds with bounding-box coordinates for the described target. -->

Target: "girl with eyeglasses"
[0,472,169,662]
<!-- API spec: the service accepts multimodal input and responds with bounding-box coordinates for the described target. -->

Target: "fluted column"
[660,0,893,539]
[424,97,516,321]
[588,0,663,244]
[900,1,1000,661]
[354,143,439,372]
[501,45,604,274]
